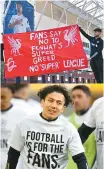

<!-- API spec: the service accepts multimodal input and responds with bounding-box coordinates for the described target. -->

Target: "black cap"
[94,28,102,32]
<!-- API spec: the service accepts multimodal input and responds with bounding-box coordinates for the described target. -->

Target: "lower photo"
[0,84,104,169]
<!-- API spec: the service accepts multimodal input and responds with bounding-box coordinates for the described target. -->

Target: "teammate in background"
[11,84,42,114]
[5,85,88,169]
[8,1,31,33]
[67,85,96,169]
[0,84,32,169]
[78,97,104,169]
[79,27,103,83]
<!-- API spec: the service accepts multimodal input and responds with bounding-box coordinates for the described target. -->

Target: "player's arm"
[78,123,95,144]
[5,147,20,169]
[96,39,103,55]
[79,27,92,41]
[8,16,15,28]
[8,17,22,28]
[8,22,16,28]
[5,123,25,169]
[67,123,89,169]
[78,101,96,144]
[72,152,89,169]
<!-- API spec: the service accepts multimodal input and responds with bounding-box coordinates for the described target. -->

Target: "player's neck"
[17,12,22,16]
[95,36,100,39]
[77,106,90,116]
[40,112,58,122]
[1,103,13,112]
[14,95,26,100]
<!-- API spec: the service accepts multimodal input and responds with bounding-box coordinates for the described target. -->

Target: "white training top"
[27,99,43,113]
[9,14,30,33]
[8,113,85,169]
[11,98,42,115]
[84,97,104,169]
[0,105,32,169]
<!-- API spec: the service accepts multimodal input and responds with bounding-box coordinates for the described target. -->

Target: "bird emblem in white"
[8,36,22,56]
[64,26,78,47]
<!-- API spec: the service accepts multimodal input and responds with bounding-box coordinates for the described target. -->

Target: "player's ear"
[40,99,45,108]
[62,106,66,113]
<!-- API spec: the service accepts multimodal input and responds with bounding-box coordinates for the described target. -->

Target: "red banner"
[3,24,88,78]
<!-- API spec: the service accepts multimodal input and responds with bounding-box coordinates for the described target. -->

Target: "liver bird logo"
[8,36,22,56]
[64,26,78,47]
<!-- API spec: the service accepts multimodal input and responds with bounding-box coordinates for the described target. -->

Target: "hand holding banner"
[3,24,88,78]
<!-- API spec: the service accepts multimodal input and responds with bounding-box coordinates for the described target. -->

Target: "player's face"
[22,86,30,100]
[72,89,90,113]
[41,92,66,120]
[18,85,30,101]
[16,4,22,13]
[94,31,101,37]
[1,87,13,107]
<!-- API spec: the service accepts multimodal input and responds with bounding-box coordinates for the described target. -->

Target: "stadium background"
[29,84,103,116]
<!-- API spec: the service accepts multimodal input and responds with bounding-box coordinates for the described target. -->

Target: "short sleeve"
[9,16,14,24]
[84,103,96,128]
[8,123,25,152]
[67,124,85,156]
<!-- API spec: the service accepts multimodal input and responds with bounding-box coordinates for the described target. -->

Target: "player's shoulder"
[99,38,103,42]
[11,105,29,116]
[93,97,104,108]
[22,15,28,20]
[59,114,69,124]
[19,113,39,124]
[11,15,18,18]
[59,115,76,131]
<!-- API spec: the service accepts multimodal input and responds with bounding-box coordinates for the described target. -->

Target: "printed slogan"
[25,131,65,168]
[3,25,88,78]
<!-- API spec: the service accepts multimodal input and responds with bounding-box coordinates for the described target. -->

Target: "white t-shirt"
[84,97,104,169]
[11,98,42,115]
[0,105,31,169]
[27,99,43,112]
[9,113,84,169]
[9,14,30,33]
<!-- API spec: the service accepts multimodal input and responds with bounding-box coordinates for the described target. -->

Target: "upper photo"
[0,0,104,84]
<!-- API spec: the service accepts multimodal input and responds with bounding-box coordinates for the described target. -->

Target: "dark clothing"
[1,43,4,61]
[78,123,95,144]
[79,28,103,58]
[5,147,20,169]
[6,147,89,169]
[90,57,103,83]
[79,27,103,83]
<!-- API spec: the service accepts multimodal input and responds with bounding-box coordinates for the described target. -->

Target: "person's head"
[13,84,30,101]
[38,85,71,120]
[71,85,91,115]
[94,28,102,38]
[16,2,23,13]
[1,84,15,110]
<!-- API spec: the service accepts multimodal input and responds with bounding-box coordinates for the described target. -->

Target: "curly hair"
[37,85,72,107]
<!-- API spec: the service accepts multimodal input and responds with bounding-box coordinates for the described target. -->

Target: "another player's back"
[0,104,32,169]
[11,98,40,116]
